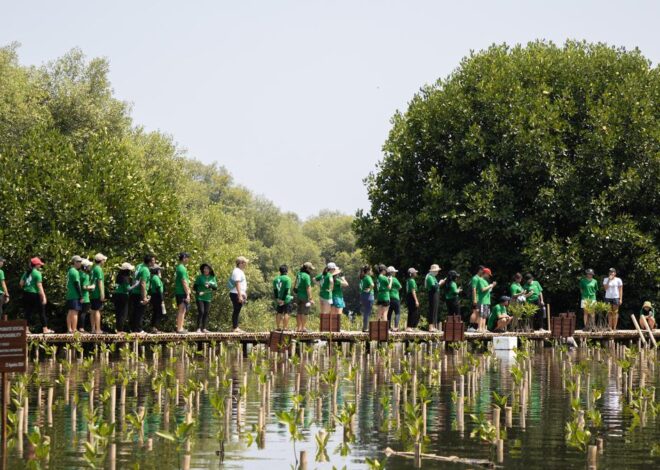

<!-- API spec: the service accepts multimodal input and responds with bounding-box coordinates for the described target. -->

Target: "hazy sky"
[3,1,659,217]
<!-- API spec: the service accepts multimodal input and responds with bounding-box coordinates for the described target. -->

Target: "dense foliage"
[355,41,660,316]
[0,44,365,330]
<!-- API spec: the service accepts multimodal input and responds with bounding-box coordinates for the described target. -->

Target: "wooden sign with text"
[0,320,27,373]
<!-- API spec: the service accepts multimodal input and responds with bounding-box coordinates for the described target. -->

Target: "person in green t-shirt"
[78,259,96,333]
[129,254,155,333]
[294,262,315,332]
[425,264,444,331]
[66,255,84,334]
[149,265,165,333]
[523,273,545,331]
[113,262,134,333]
[579,268,598,330]
[359,265,375,332]
[386,266,402,331]
[487,296,512,332]
[509,272,528,303]
[469,266,485,330]
[0,256,8,319]
[174,252,191,334]
[639,301,655,330]
[404,268,420,330]
[20,257,53,333]
[89,253,107,334]
[317,263,336,314]
[330,266,348,316]
[444,270,462,319]
[273,265,293,330]
[476,267,496,332]
[193,263,217,333]
[376,264,393,322]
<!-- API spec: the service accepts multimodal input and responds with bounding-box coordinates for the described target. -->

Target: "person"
[273,265,293,330]
[444,270,462,318]
[603,268,623,330]
[330,266,348,316]
[65,255,84,334]
[129,254,154,333]
[149,265,166,333]
[317,263,335,315]
[510,273,527,303]
[488,296,513,332]
[174,252,192,334]
[294,262,315,332]
[193,263,217,333]
[78,259,95,333]
[405,268,420,331]
[639,301,655,330]
[476,267,496,332]
[19,257,53,334]
[425,264,444,331]
[579,269,598,331]
[358,265,375,332]
[375,264,392,323]
[0,256,8,319]
[113,262,133,333]
[523,273,545,331]
[386,266,402,331]
[470,266,485,331]
[229,256,248,332]
[89,253,107,334]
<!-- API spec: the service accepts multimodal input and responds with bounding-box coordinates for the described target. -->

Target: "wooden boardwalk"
[25,329,660,344]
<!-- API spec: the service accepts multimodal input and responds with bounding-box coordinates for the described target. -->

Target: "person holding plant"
[330,266,348,316]
[65,255,84,334]
[130,254,154,334]
[376,264,392,323]
[476,268,496,332]
[149,265,166,333]
[78,259,96,333]
[358,265,375,332]
[523,273,545,331]
[174,252,191,334]
[113,262,134,333]
[469,266,485,331]
[639,301,655,330]
[444,270,462,318]
[579,268,598,331]
[273,264,293,330]
[386,266,402,331]
[405,268,420,331]
[510,273,527,303]
[194,263,217,333]
[603,268,623,330]
[20,257,53,334]
[425,264,444,331]
[488,296,513,332]
[229,256,248,332]
[0,256,8,319]
[294,262,315,332]
[89,253,107,334]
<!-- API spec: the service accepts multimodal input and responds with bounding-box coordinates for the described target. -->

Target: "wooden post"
[587,444,598,469]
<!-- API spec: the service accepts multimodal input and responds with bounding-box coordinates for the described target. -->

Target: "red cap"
[483,267,492,276]
[30,257,45,266]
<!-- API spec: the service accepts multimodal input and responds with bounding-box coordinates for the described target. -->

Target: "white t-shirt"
[603,277,622,299]
[230,267,247,296]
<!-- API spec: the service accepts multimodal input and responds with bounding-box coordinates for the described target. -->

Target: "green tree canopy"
[355,41,660,314]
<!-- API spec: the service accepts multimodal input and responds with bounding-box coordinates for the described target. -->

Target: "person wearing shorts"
[66,256,84,333]
[579,268,598,330]
[469,266,485,330]
[273,265,293,330]
[376,264,392,323]
[330,266,348,316]
[603,268,623,330]
[89,253,107,334]
[476,268,496,332]
[294,262,314,332]
[174,252,191,334]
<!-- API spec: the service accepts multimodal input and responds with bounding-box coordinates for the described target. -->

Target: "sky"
[3,0,659,218]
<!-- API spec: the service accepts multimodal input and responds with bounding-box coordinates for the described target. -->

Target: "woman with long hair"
[294,262,315,332]
[358,265,374,332]
[19,257,53,333]
[375,264,392,322]
[444,270,462,318]
[194,263,218,333]
[330,265,348,316]
[113,262,133,333]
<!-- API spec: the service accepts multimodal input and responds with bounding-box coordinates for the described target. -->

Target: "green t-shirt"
[80,270,91,303]
[150,274,164,296]
[130,264,151,296]
[406,277,417,294]
[90,264,104,300]
[488,304,508,330]
[425,273,438,292]
[445,280,459,300]
[476,277,492,305]
[389,277,402,301]
[332,275,345,299]
[0,269,4,295]
[114,273,131,295]
[359,275,374,293]
[66,267,82,301]
[510,282,524,297]
[22,269,42,294]
[376,274,391,302]
[319,273,333,300]
[525,280,543,302]
[579,277,597,301]
[273,274,293,304]
[295,272,312,301]
[194,274,217,302]
[174,263,190,296]
[470,275,482,302]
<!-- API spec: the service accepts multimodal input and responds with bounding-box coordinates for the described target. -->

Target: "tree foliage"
[355,41,660,314]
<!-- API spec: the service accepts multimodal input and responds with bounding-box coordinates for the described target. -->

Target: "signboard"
[0,320,27,373]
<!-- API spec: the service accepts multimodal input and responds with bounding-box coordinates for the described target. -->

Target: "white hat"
[81,259,93,268]
[407,267,418,275]
[94,253,108,262]
[386,266,398,274]
[120,262,135,271]
[429,264,441,272]
[326,262,338,271]
[71,255,83,263]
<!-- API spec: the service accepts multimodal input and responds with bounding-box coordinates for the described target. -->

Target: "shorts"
[297,302,311,315]
[176,294,190,310]
[320,298,332,307]
[376,300,390,307]
[479,304,490,319]
[605,298,620,306]
[332,297,345,309]
[276,303,293,314]
[91,299,104,310]
[66,299,82,311]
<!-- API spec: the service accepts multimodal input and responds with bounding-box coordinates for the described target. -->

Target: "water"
[3,340,659,469]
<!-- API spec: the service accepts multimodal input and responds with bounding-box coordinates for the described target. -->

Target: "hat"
[483,267,492,276]
[429,264,440,272]
[119,262,135,271]
[407,267,418,275]
[585,268,594,275]
[643,301,652,309]
[326,262,338,271]
[236,256,249,265]
[500,296,511,303]
[71,255,83,263]
[386,266,398,274]
[81,259,93,268]
[31,257,45,266]
[94,253,108,262]
[608,267,617,273]
[303,262,315,270]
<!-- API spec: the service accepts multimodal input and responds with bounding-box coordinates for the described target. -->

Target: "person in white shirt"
[603,267,623,330]
[229,256,248,332]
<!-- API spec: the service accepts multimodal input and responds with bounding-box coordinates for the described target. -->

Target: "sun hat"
[31,257,44,266]
[407,268,418,275]
[81,259,93,268]
[236,256,249,265]
[71,255,83,263]
[326,262,338,271]
[643,301,653,309]
[303,262,315,270]
[429,264,440,272]
[386,266,398,274]
[94,253,108,262]
[120,262,135,271]
[483,267,492,276]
